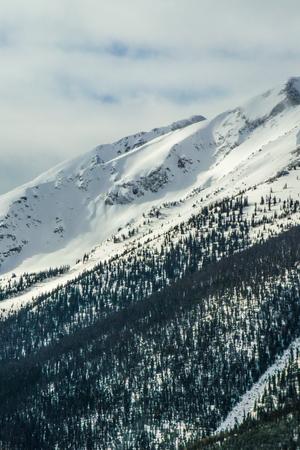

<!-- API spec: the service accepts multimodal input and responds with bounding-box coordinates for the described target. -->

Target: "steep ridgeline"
[0,115,205,274]
[0,77,300,278]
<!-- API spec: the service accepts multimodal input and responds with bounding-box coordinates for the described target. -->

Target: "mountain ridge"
[0,77,300,278]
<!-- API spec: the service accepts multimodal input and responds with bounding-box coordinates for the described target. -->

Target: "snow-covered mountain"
[1,78,300,450]
[0,77,300,278]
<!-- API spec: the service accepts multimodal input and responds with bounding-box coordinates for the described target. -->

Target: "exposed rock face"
[285,77,300,105]
[105,167,171,205]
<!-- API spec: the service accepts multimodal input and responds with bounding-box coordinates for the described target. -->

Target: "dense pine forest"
[0,193,299,448]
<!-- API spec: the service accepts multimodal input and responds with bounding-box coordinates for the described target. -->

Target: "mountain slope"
[0,77,300,280]
[0,115,205,275]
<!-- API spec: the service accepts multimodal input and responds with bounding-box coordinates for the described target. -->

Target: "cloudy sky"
[0,0,299,194]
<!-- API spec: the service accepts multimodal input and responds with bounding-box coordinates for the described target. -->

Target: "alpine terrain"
[0,77,300,449]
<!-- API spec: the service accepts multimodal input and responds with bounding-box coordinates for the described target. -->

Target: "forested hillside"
[0,223,299,449]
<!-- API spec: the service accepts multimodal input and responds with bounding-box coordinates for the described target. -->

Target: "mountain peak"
[283,76,300,105]
[238,76,300,123]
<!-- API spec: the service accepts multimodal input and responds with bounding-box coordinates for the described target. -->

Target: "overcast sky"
[0,0,299,194]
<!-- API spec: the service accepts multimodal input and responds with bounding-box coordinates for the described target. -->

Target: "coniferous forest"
[0,194,299,448]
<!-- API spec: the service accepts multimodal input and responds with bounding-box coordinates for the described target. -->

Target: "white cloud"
[0,0,299,193]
